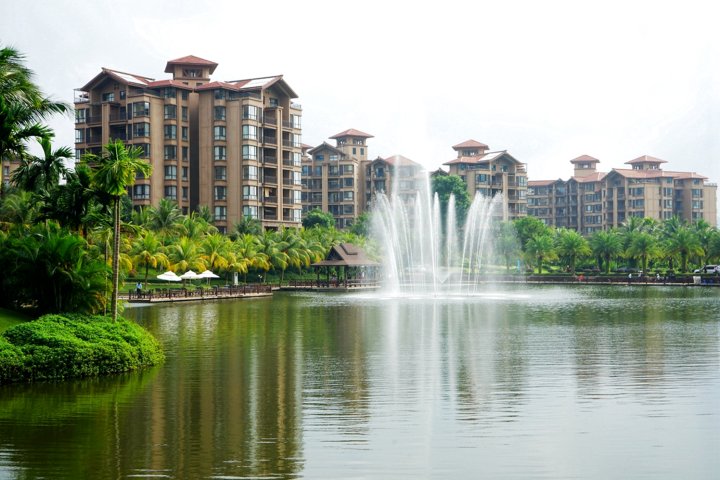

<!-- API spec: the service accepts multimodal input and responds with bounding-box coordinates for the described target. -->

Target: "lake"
[1,285,718,479]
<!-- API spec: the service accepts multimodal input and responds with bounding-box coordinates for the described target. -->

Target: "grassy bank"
[0,313,164,384]
[0,308,31,334]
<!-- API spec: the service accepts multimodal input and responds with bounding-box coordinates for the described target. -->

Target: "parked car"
[693,265,720,274]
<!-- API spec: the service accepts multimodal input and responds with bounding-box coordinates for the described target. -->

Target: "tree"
[130,231,169,285]
[525,234,557,274]
[590,229,623,274]
[555,228,591,275]
[431,174,471,227]
[495,221,521,271]
[0,46,68,189]
[84,140,152,322]
[349,212,371,237]
[149,198,184,242]
[39,164,99,237]
[626,231,659,274]
[513,216,551,250]
[302,208,335,229]
[664,226,703,273]
[10,135,70,193]
[232,215,263,237]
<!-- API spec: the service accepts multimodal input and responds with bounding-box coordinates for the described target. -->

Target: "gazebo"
[312,243,380,288]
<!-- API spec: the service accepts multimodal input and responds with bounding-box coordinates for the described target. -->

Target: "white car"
[693,265,719,274]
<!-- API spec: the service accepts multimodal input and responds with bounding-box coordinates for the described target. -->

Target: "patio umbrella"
[197,270,221,284]
[180,270,201,280]
[156,271,181,282]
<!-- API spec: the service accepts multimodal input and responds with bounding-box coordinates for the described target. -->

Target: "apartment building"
[527,154,718,232]
[443,140,528,220]
[301,129,426,228]
[74,55,302,231]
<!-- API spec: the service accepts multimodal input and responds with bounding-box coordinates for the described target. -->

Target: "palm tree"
[555,228,591,275]
[525,234,557,274]
[626,231,659,274]
[10,135,70,193]
[182,210,217,239]
[495,221,521,271]
[0,189,37,228]
[233,233,267,282]
[590,229,623,274]
[167,236,205,274]
[260,230,289,283]
[664,226,704,273]
[232,215,263,237]
[0,46,68,189]
[130,231,169,285]
[149,198,184,242]
[84,140,151,322]
[200,233,232,274]
[38,164,98,237]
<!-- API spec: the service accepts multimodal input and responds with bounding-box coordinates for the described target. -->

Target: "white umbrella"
[197,270,220,279]
[180,270,201,280]
[156,271,181,282]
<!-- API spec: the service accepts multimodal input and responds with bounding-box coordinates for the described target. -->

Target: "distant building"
[73,55,303,232]
[442,140,528,220]
[301,128,424,228]
[528,154,718,232]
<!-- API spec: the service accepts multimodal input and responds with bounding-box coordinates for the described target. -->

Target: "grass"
[0,308,32,334]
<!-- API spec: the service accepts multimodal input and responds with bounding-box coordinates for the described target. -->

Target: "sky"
[2,0,719,214]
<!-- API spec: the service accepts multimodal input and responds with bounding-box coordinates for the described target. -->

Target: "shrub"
[0,314,163,384]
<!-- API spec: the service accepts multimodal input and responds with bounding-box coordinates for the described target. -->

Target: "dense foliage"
[0,313,164,384]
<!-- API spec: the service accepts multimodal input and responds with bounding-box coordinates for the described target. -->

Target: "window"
[75,109,87,123]
[164,105,177,119]
[75,129,84,143]
[132,123,150,137]
[292,152,301,166]
[181,106,188,121]
[164,186,177,200]
[214,186,227,201]
[182,187,188,200]
[343,191,354,201]
[164,125,177,140]
[214,106,226,120]
[181,90,189,100]
[102,92,115,102]
[242,145,257,160]
[243,165,258,180]
[692,189,703,198]
[133,184,150,199]
[75,149,83,160]
[164,145,177,160]
[182,167,188,180]
[132,102,150,117]
[242,205,258,219]
[136,143,151,157]
[214,206,227,220]
[242,185,258,200]
[214,166,226,180]
[292,171,301,186]
[315,154,324,161]
[164,165,177,180]
[182,146,189,161]
[214,146,226,161]
[476,174,488,183]
[293,133,301,147]
[214,89,226,100]
[182,126,188,140]
[344,178,354,187]
[242,125,258,140]
[214,126,226,140]
[183,69,200,78]
[329,154,338,162]
[162,88,176,99]
[291,114,301,128]
[243,105,259,120]
[342,164,354,174]
[269,98,278,107]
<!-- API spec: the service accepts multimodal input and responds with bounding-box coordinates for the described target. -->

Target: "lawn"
[0,308,31,334]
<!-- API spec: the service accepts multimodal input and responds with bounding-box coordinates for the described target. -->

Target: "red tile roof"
[146,79,195,90]
[329,128,374,139]
[452,140,489,150]
[572,172,607,182]
[382,155,421,167]
[164,55,218,73]
[443,150,507,165]
[570,154,600,163]
[625,155,667,164]
[528,180,558,186]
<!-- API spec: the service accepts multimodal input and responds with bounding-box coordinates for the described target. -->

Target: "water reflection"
[0,286,718,479]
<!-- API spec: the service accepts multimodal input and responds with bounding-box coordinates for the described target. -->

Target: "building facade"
[443,140,528,220]
[73,55,302,232]
[528,155,718,232]
[301,128,425,228]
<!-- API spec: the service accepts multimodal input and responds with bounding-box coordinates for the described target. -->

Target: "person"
[136,281,142,295]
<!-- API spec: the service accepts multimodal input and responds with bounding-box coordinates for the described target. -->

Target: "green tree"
[555,228,591,275]
[10,135,70,193]
[626,231,659,274]
[349,212,371,237]
[589,229,623,274]
[664,226,703,273]
[84,140,152,322]
[167,236,205,274]
[149,198,184,242]
[302,208,335,229]
[513,216,551,251]
[431,174,471,227]
[525,234,557,274]
[232,215,263,237]
[130,231,169,285]
[495,221,521,271]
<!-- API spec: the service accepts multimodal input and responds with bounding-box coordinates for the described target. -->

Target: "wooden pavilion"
[311,243,380,288]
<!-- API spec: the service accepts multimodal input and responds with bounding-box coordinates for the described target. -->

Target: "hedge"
[0,314,163,384]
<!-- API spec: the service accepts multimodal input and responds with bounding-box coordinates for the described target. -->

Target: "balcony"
[263,115,277,126]
[263,195,278,204]
[262,156,277,165]
[263,175,278,184]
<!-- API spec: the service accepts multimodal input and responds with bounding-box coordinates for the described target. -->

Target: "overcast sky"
[2,0,718,213]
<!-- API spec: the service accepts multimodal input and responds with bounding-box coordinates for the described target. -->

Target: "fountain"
[370,172,505,296]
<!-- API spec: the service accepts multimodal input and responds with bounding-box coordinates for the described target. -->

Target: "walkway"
[123,284,273,303]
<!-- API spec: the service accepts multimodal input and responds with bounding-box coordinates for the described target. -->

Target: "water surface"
[1,285,718,479]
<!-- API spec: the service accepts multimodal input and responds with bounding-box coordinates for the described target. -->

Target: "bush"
[0,314,163,384]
